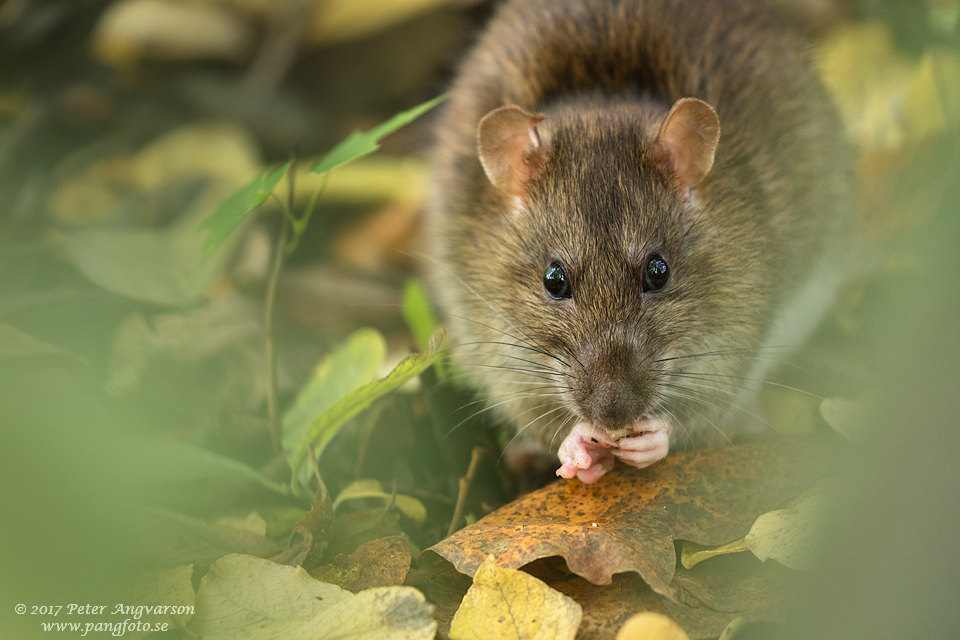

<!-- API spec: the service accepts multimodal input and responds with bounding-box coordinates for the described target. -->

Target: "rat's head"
[455,97,755,447]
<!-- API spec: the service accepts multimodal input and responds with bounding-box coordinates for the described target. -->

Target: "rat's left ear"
[653,98,721,191]
[477,105,547,199]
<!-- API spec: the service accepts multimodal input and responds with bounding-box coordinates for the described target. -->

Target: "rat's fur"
[427,0,852,451]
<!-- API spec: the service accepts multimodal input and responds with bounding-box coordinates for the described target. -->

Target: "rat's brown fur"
[427,0,852,450]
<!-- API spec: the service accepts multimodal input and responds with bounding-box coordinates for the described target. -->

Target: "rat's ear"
[653,97,721,191]
[477,105,547,198]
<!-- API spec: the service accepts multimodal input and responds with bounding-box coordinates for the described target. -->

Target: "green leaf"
[402,279,438,352]
[134,509,284,567]
[199,160,291,261]
[291,330,445,481]
[61,227,228,306]
[403,279,445,381]
[282,328,387,479]
[188,554,436,640]
[312,94,447,175]
[121,435,288,496]
[744,486,832,571]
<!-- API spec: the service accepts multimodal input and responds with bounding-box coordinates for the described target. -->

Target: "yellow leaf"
[903,50,960,140]
[309,0,453,46]
[333,479,427,526]
[92,0,252,67]
[616,612,690,640]
[816,23,960,150]
[449,555,582,640]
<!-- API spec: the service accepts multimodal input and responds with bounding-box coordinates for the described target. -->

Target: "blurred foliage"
[0,0,957,639]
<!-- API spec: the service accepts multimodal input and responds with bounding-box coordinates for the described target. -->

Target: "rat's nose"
[572,332,649,431]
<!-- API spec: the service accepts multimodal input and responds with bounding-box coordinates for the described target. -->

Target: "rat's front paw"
[613,421,670,469]
[556,422,617,484]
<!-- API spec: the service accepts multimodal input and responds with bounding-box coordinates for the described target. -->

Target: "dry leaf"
[93,0,252,67]
[616,612,689,640]
[310,535,411,592]
[309,0,453,45]
[423,441,827,602]
[449,555,582,640]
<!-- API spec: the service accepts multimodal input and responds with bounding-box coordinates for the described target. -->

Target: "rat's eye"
[543,262,571,299]
[643,254,670,292]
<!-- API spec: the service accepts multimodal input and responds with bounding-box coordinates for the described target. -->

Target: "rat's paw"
[613,426,670,469]
[556,422,617,484]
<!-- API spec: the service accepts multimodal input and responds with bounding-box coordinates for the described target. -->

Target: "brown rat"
[427,0,853,482]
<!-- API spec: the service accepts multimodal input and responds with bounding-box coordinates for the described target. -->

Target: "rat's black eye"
[643,254,670,292]
[543,262,570,299]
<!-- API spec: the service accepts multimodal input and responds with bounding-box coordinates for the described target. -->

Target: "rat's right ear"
[477,105,547,199]
[653,98,721,191]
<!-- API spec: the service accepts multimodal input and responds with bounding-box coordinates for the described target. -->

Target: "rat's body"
[428,0,852,482]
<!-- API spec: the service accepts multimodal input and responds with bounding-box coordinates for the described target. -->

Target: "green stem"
[286,172,329,253]
[264,158,297,453]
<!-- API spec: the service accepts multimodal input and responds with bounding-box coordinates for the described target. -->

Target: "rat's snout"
[571,331,651,432]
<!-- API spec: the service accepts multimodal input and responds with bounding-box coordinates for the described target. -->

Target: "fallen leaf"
[189,554,436,640]
[616,612,689,640]
[310,536,412,592]
[529,566,733,640]
[284,484,336,570]
[423,441,828,602]
[130,564,195,630]
[93,0,252,67]
[308,0,454,46]
[669,552,805,622]
[133,508,283,568]
[744,489,831,571]
[334,479,427,526]
[820,396,871,443]
[213,513,268,537]
[324,508,405,561]
[449,555,582,640]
